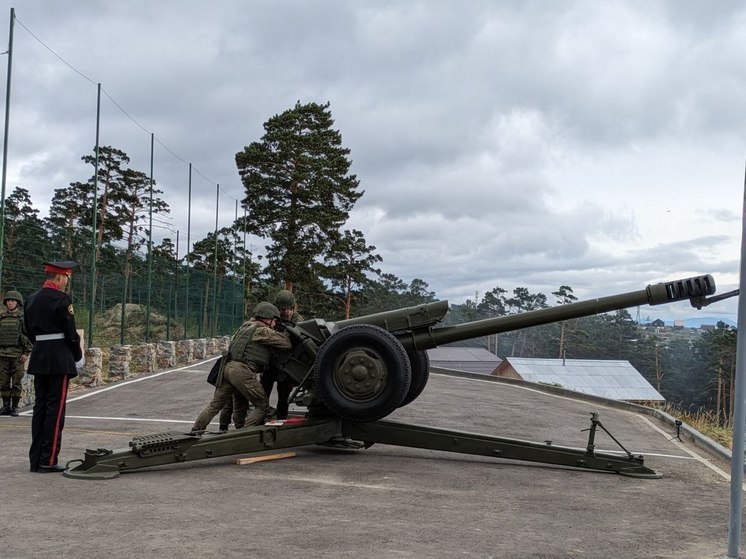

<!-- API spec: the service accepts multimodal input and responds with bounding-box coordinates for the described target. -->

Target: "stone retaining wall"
[17,337,226,410]
[81,347,104,387]
[176,340,194,364]
[193,338,208,360]
[157,341,176,369]
[132,343,156,373]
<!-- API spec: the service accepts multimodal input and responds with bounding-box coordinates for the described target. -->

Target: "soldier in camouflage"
[0,291,32,416]
[217,386,249,431]
[260,289,304,420]
[191,302,292,432]
[216,290,303,429]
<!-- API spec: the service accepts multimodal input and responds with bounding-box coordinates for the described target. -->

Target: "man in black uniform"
[24,261,83,473]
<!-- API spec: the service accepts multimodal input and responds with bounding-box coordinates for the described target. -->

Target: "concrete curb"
[432,366,732,464]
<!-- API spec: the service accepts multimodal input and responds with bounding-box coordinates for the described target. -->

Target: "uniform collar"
[42,280,62,291]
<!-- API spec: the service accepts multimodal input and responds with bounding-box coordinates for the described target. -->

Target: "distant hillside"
[662,317,737,328]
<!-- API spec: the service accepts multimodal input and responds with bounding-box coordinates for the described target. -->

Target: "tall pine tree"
[321,229,382,319]
[235,101,362,292]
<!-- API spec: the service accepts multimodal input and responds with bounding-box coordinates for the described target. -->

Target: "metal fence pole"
[0,7,15,291]
[727,163,746,558]
[212,183,218,337]
[184,163,191,339]
[145,133,154,341]
[87,83,101,348]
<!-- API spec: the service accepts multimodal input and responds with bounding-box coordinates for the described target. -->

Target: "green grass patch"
[654,403,732,449]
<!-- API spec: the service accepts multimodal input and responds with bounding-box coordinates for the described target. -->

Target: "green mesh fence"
[2,256,246,348]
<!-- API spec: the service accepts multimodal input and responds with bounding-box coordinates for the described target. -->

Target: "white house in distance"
[495,357,664,403]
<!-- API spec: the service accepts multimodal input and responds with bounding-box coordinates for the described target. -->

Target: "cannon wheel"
[400,350,430,408]
[313,324,412,422]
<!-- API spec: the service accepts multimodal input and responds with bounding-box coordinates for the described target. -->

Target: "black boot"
[0,397,10,415]
[9,397,19,416]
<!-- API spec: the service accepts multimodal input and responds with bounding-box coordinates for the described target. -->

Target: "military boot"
[9,397,19,416]
[265,406,277,422]
[0,397,10,415]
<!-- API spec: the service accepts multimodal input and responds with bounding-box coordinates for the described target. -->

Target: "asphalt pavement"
[0,358,737,559]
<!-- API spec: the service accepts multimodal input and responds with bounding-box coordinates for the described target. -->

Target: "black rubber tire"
[313,324,411,422]
[399,350,430,407]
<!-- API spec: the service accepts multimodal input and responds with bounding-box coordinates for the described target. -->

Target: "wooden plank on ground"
[236,451,296,465]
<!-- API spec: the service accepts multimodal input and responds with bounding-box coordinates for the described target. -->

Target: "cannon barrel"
[278,273,716,423]
[400,274,716,351]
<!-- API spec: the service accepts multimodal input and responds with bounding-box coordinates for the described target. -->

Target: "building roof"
[498,357,664,401]
[427,347,501,375]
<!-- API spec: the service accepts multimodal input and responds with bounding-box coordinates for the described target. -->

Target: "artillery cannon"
[281,273,717,423]
[65,274,719,480]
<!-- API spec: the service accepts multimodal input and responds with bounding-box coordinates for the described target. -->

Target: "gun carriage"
[65,274,718,480]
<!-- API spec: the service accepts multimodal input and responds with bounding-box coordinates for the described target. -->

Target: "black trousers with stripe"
[29,375,70,469]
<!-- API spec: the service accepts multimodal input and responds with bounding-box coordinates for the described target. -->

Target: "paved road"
[0,359,737,558]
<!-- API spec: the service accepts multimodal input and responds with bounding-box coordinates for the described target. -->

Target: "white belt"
[35,333,65,341]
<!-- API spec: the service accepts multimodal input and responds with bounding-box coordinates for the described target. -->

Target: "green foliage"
[354,274,437,317]
[654,402,732,448]
[320,229,382,319]
[2,187,51,290]
[235,101,362,291]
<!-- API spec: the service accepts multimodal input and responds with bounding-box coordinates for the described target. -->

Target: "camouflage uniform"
[0,293,32,415]
[218,390,249,431]
[261,310,303,419]
[192,314,291,432]
[218,291,301,429]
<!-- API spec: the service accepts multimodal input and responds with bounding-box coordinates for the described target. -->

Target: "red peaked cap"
[43,260,77,276]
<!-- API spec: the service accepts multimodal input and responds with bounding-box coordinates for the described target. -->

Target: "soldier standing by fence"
[0,291,32,416]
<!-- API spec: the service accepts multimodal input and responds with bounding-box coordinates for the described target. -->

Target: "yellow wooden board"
[235,451,296,465]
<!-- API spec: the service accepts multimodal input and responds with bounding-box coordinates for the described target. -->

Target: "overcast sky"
[1,0,742,323]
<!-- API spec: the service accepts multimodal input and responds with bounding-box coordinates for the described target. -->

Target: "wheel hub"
[334,349,387,401]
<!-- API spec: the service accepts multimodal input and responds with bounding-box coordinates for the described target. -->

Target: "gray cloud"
[1,0,742,324]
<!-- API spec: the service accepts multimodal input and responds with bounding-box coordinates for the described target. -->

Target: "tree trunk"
[344,276,353,319]
[558,321,566,358]
[203,279,211,335]
[654,344,662,393]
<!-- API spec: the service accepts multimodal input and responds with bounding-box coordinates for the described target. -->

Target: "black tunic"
[25,286,82,376]
[24,285,82,470]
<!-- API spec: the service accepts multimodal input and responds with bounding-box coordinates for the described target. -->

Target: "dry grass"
[654,402,732,449]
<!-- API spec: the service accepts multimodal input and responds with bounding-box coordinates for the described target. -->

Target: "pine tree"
[2,187,50,291]
[552,285,577,358]
[118,167,170,304]
[235,101,362,292]
[47,180,93,261]
[322,229,382,319]
[353,273,408,315]
[698,323,737,425]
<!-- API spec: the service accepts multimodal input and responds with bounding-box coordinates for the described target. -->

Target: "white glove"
[76,355,85,371]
